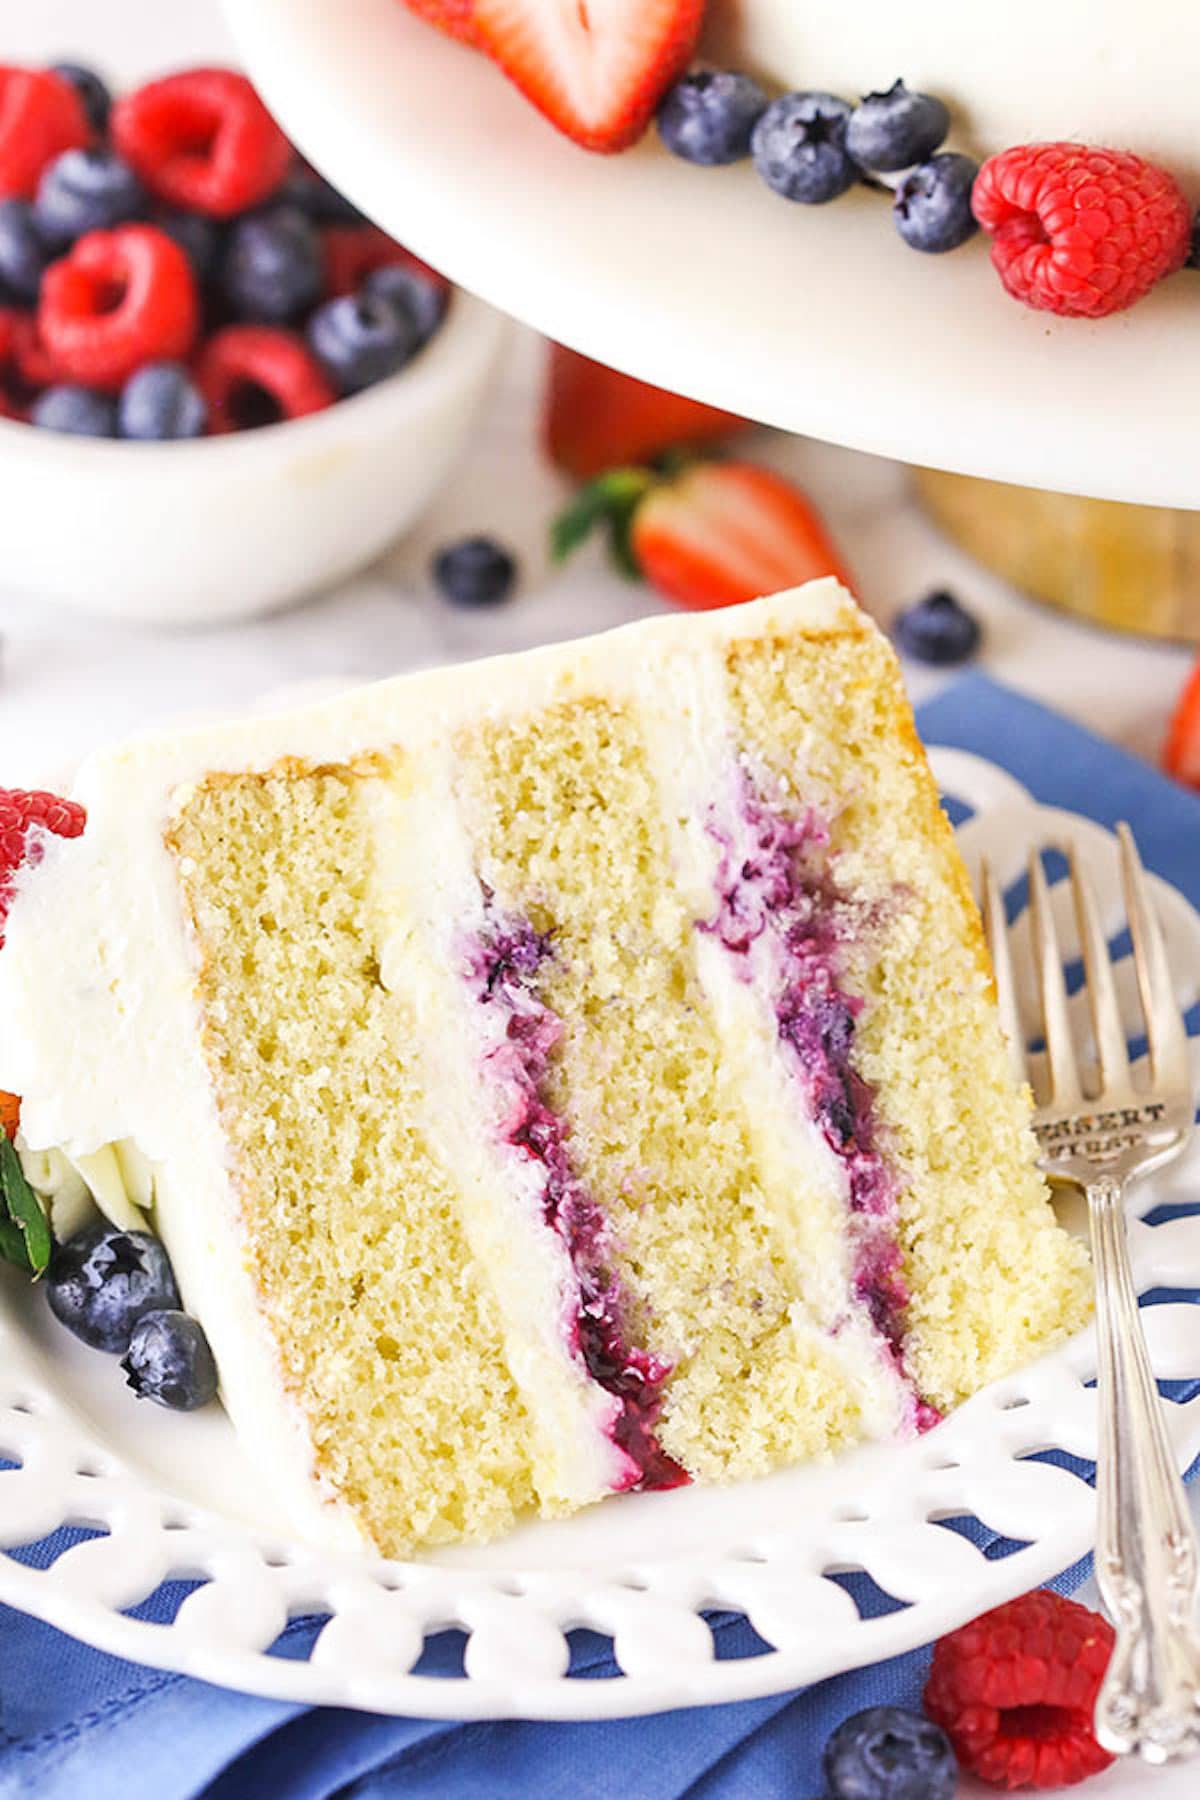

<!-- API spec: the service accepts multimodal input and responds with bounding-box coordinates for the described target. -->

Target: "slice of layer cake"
[0,584,1092,1556]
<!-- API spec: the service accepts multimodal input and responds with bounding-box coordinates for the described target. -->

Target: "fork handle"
[1088,1172,1200,1763]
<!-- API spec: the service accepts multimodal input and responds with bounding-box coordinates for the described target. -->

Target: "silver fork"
[980,824,1200,1765]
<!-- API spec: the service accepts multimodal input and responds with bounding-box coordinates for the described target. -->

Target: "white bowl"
[0,291,508,626]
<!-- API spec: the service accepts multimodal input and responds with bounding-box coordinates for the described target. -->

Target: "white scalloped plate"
[221,0,1200,510]
[0,749,1197,1720]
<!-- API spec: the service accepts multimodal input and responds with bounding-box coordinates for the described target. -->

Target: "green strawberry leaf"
[0,1134,51,1277]
[550,468,656,580]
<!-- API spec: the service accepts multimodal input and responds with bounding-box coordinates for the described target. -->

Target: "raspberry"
[111,69,290,218]
[925,1590,1116,1789]
[195,325,335,432]
[7,309,61,390]
[38,225,199,391]
[0,789,86,949]
[320,224,448,299]
[0,68,91,201]
[972,142,1192,319]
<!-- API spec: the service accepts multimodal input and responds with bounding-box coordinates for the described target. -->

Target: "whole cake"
[702,1,1197,181]
[0,585,1091,1556]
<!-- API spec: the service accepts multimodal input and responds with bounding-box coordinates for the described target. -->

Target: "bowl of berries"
[0,62,507,624]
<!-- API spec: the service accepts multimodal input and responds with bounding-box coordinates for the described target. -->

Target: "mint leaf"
[0,1135,51,1277]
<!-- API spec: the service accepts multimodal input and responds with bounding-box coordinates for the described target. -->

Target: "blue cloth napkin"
[2,673,1199,1800]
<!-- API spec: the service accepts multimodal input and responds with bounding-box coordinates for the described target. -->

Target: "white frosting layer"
[0,583,868,1548]
[704,1,1200,180]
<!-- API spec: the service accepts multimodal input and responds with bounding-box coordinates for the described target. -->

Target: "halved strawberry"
[1164,656,1200,791]
[544,343,747,480]
[472,0,704,153]
[402,0,481,47]
[554,459,855,610]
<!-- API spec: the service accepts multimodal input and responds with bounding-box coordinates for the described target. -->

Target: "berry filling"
[465,908,688,1492]
[701,767,937,1427]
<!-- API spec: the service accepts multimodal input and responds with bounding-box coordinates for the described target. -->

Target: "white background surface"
[1,0,1197,1784]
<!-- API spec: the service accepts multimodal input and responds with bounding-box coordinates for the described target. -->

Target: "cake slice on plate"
[0,583,1091,1556]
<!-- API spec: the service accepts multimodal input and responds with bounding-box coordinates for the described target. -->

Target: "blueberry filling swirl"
[465,908,689,1491]
[702,769,938,1428]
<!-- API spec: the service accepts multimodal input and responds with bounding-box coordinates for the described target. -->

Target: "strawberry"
[1164,656,1200,791]
[553,459,855,610]
[471,0,704,153]
[544,343,746,480]
[0,1091,19,1140]
[401,0,481,48]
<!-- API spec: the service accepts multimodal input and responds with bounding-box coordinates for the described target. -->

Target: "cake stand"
[222,0,1200,511]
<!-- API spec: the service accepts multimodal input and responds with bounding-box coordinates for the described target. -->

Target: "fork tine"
[1069,841,1130,1095]
[980,856,1027,1090]
[1027,849,1083,1105]
[1118,822,1190,1092]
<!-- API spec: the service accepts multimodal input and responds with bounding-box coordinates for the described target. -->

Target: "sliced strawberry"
[472,0,704,153]
[1164,657,1200,791]
[544,343,746,480]
[554,459,855,611]
[401,0,481,48]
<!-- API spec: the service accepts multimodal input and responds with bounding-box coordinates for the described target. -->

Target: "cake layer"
[703,1,1199,181]
[0,583,1093,1556]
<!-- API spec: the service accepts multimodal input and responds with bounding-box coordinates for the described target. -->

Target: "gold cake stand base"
[915,469,1200,644]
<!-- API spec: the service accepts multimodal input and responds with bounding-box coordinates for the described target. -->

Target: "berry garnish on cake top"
[400,1,1196,318]
[0,62,454,437]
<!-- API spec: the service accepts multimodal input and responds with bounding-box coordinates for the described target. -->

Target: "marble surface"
[0,325,1193,788]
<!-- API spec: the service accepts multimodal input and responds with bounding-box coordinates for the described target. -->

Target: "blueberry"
[0,200,48,305]
[156,208,223,286]
[893,152,979,252]
[220,204,322,324]
[845,80,950,174]
[751,92,858,204]
[657,70,768,167]
[307,291,420,394]
[824,1706,957,1800]
[277,164,364,224]
[1187,208,1200,270]
[51,61,111,136]
[118,362,207,441]
[433,536,517,606]
[121,1310,217,1411]
[46,1225,180,1352]
[894,589,981,665]
[30,384,117,438]
[363,263,446,346]
[34,149,145,250]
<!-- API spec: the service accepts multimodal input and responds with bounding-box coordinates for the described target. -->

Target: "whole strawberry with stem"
[925,1588,1116,1789]
[544,343,746,480]
[553,458,854,610]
